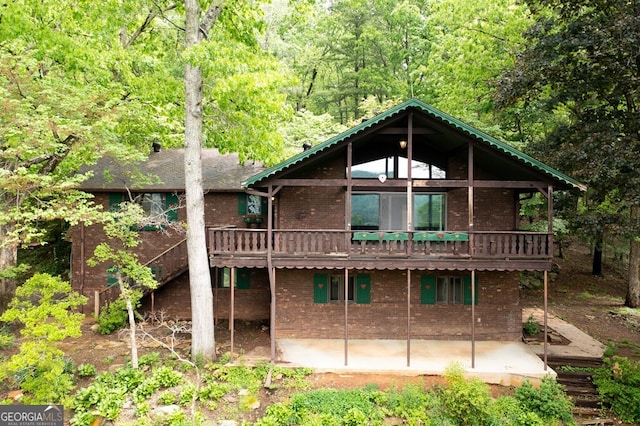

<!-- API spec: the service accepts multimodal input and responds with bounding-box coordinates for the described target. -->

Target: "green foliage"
[514,376,574,424]
[96,297,130,334]
[593,356,640,423]
[491,396,545,426]
[439,363,493,425]
[285,388,385,424]
[76,363,97,378]
[523,314,541,336]
[0,273,86,403]
[381,382,434,422]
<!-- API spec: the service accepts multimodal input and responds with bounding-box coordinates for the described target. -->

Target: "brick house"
[72,99,583,367]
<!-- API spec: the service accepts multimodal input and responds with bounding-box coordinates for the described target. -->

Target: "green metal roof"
[243,98,586,191]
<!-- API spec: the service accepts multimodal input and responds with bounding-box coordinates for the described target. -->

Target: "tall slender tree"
[495,0,640,307]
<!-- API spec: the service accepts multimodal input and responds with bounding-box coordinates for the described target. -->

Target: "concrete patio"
[276,338,550,386]
[271,309,606,387]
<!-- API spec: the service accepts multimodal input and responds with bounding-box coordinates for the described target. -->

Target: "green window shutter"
[236,268,251,289]
[166,193,179,222]
[261,196,268,214]
[463,275,479,305]
[356,274,371,304]
[421,275,436,304]
[109,193,123,212]
[150,265,163,281]
[313,274,328,303]
[238,194,247,215]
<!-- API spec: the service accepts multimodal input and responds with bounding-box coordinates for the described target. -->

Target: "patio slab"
[276,338,552,386]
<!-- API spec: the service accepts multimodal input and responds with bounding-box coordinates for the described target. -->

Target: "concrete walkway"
[523,308,606,359]
[274,310,606,386]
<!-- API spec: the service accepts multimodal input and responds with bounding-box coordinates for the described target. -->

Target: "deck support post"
[471,269,476,369]
[407,269,411,367]
[267,185,277,366]
[230,267,235,363]
[344,268,349,366]
[544,269,548,371]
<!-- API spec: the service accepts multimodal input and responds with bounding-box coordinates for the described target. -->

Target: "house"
[71,99,584,373]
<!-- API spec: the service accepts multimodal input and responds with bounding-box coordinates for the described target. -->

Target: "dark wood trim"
[209,256,552,271]
[267,178,551,190]
[378,127,437,135]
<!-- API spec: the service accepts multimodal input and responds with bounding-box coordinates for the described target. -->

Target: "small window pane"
[352,158,394,178]
[141,193,165,219]
[414,194,445,231]
[352,194,380,230]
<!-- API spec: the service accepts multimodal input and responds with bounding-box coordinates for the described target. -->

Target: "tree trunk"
[592,235,603,276]
[184,0,215,361]
[626,206,640,308]
[0,224,18,296]
[125,293,139,368]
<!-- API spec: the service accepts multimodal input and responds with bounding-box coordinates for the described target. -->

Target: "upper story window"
[351,193,445,231]
[108,192,179,229]
[351,156,446,179]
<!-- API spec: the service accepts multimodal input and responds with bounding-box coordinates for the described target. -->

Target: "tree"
[0,0,183,295]
[183,0,220,362]
[88,202,159,368]
[0,273,87,403]
[495,0,640,307]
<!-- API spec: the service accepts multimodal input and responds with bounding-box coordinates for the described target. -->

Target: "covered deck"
[208,228,553,270]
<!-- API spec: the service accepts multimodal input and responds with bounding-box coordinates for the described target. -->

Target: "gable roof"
[244,98,585,191]
[80,148,265,192]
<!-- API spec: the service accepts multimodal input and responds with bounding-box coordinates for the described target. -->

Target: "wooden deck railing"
[208,228,552,260]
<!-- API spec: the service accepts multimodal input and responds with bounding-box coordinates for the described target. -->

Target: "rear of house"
[72,99,584,366]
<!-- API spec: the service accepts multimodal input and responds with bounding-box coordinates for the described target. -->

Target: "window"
[314,273,370,304]
[108,192,178,229]
[238,193,266,215]
[351,193,445,231]
[351,156,445,179]
[330,275,354,301]
[213,267,250,289]
[436,276,463,304]
[421,275,478,305]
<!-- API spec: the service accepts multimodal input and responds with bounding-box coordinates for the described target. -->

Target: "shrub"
[523,314,541,336]
[439,363,493,425]
[0,273,87,403]
[96,298,129,334]
[593,356,640,423]
[514,375,574,424]
[76,363,97,378]
[491,396,545,426]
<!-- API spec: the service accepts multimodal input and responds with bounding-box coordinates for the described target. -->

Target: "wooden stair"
[144,238,189,294]
[95,239,189,314]
[546,355,613,424]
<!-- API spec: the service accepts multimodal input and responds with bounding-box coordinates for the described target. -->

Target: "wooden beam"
[267,177,552,190]
[378,127,438,135]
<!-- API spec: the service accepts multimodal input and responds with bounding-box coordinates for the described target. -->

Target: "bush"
[96,298,129,334]
[439,363,493,425]
[76,363,97,377]
[0,273,86,403]
[514,375,574,424]
[594,356,640,423]
[523,314,541,336]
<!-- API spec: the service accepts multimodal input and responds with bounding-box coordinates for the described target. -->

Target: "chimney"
[152,141,161,153]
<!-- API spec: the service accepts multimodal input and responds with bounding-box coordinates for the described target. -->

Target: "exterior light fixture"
[399,140,408,149]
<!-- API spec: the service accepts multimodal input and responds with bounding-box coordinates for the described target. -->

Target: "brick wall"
[70,191,254,313]
[140,268,270,321]
[274,269,521,341]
